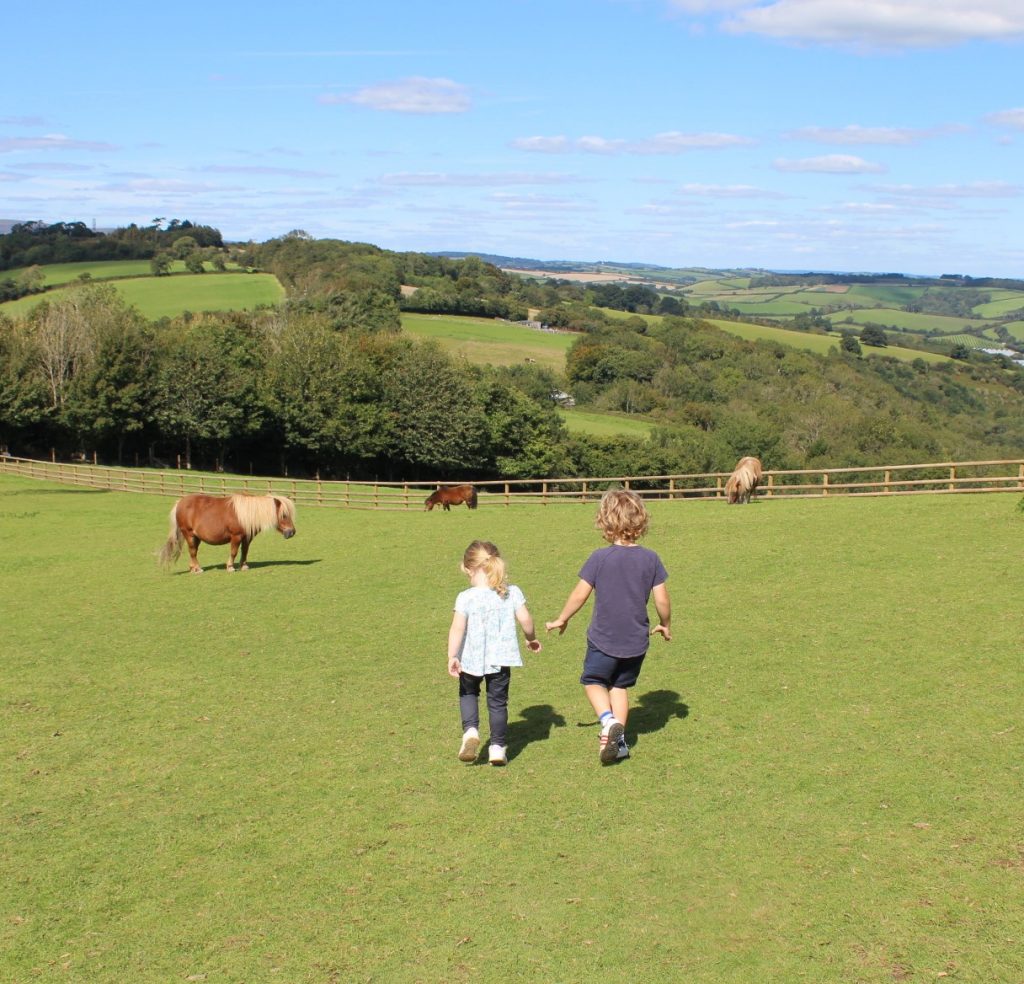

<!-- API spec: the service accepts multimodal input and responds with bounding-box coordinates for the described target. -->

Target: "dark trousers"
[459,667,511,747]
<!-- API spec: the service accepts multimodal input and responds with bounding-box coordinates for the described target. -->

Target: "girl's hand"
[650,624,671,642]
[447,656,462,678]
[526,639,542,652]
[545,618,568,635]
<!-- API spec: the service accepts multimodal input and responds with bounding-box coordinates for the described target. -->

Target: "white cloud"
[774,154,886,173]
[0,134,117,153]
[319,77,471,114]
[785,124,949,145]
[511,130,753,155]
[678,182,787,198]
[200,164,330,178]
[0,116,47,126]
[380,172,579,188]
[667,0,1024,49]
[877,180,1021,199]
[985,107,1024,130]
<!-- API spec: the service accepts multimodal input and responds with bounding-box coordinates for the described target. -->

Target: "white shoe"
[599,720,625,763]
[488,744,507,766]
[458,728,480,762]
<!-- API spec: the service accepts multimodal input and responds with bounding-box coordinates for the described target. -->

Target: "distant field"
[2,259,207,288]
[401,312,575,370]
[972,291,1024,318]
[845,284,928,307]
[1002,320,1024,342]
[558,408,655,439]
[827,307,992,335]
[704,318,952,364]
[0,272,284,320]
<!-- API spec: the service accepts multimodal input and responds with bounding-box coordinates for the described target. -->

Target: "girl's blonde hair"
[595,488,650,543]
[462,540,509,598]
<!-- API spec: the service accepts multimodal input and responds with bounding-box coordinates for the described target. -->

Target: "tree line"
[3,227,1024,481]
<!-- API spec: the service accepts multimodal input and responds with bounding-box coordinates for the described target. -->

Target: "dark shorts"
[579,643,646,689]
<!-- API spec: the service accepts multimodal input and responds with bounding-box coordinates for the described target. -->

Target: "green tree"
[150,252,172,276]
[860,324,888,347]
[840,331,862,355]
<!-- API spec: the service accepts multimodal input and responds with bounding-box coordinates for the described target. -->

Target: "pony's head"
[424,491,438,511]
[274,497,297,538]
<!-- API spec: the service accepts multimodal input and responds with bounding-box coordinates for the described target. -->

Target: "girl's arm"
[447,611,468,677]
[650,582,671,641]
[545,579,593,635]
[515,604,542,652]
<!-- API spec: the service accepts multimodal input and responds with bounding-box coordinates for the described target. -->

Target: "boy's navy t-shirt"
[579,544,668,659]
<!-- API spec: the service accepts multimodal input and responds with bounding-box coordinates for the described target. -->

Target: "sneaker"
[488,744,507,766]
[458,728,480,762]
[616,737,630,760]
[599,720,625,763]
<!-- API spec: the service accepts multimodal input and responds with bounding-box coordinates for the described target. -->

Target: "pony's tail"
[157,503,183,568]
[469,487,478,509]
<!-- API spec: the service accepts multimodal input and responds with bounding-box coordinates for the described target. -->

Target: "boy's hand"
[545,618,568,635]
[526,639,542,652]
[447,656,462,678]
[651,624,671,642]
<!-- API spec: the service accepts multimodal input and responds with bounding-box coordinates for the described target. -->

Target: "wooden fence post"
[766,474,774,497]
[822,472,829,496]
[949,466,956,491]
[884,470,891,494]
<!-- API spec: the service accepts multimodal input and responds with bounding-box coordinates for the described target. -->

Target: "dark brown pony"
[424,484,478,511]
[725,456,763,504]
[158,493,296,573]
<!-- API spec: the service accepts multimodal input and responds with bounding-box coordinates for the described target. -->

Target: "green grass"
[1,272,284,320]
[558,408,656,439]
[1,475,1023,982]
[401,313,575,370]
[971,291,1024,318]
[827,308,993,335]
[1001,320,1024,342]
[704,318,952,364]
[4,259,186,287]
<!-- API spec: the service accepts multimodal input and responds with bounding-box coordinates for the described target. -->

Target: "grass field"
[0,272,284,320]
[4,260,195,287]
[2,474,1022,982]
[401,313,575,370]
[558,408,656,439]
[827,308,993,336]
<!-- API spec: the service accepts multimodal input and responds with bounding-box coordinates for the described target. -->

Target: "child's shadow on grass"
[505,704,566,763]
[576,688,689,753]
[627,689,689,749]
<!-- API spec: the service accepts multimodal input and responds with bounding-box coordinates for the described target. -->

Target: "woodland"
[2,221,1023,480]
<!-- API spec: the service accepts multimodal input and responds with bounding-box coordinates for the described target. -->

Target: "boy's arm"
[515,604,542,652]
[650,582,671,641]
[545,579,593,635]
[447,611,468,676]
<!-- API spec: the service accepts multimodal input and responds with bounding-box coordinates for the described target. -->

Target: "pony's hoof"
[226,565,235,572]
[190,568,204,574]
[240,564,249,571]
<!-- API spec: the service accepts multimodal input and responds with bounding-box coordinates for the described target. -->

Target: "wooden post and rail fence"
[2,454,1023,510]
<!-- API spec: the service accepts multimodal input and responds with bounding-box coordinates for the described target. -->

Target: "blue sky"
[3,0,1023,276]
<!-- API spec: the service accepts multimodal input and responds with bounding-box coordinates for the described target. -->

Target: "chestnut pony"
[158,493,296,573]
[424,484,478,511]
[725,456,763,504]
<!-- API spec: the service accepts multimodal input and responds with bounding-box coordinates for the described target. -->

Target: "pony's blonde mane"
[230,494,295,538]
[726,457,763,502]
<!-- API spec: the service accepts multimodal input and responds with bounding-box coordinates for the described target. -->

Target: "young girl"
[447,540,542,765]
[546,489,671,764]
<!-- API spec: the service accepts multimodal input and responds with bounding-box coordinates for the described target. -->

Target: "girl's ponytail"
[462,540,509,598]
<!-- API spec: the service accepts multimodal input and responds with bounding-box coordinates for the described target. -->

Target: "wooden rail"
[1,455,1022,508]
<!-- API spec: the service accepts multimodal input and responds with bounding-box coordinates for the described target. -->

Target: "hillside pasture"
[826,307,995,336]
[558,407,656,439]
[4,259,194,287]
[971,290,1024,318]
[1,474,1022,982]
[0,272,284,320]
[1001,320,1024,342]
[401,312,575,370]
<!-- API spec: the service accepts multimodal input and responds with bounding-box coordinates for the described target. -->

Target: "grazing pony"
[158,493,296,573]
[424,484,478,511]
[725,456,763,504]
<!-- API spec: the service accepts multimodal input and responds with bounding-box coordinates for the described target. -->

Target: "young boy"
[546,489,671,763]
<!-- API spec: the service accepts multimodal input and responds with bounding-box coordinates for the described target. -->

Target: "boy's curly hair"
[595,489,649,543]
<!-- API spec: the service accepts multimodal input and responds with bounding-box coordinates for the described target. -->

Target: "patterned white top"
[453,584,527,676]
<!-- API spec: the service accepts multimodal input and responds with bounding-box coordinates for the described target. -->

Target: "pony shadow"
[504,704,567,763]
[171,558,322,575]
